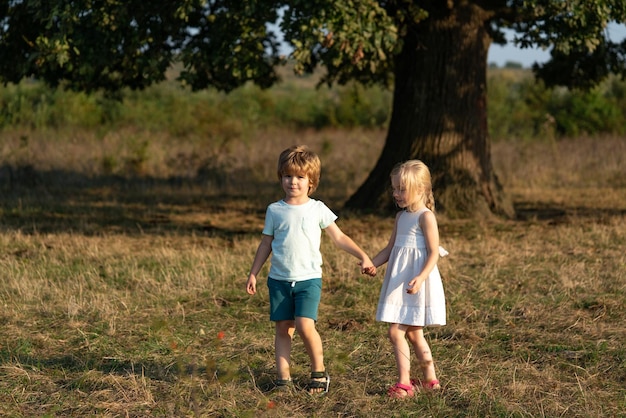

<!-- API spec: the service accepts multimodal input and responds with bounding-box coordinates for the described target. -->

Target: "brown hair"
[277,145,321,195]
[391,160,435,212]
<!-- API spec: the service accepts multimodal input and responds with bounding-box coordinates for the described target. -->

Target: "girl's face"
[281,172,311,201]
[392,174,425,210]
[391,174,409,208]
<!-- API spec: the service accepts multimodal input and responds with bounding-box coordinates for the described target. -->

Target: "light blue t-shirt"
[262,199,338,282]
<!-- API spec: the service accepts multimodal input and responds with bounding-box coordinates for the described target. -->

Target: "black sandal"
[307,371,330,394]
[274,378,294,391]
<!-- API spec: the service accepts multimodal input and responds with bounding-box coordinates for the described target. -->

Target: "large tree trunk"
[345,3,514,219]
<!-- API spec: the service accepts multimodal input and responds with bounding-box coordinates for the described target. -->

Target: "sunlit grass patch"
[0,131,624,416]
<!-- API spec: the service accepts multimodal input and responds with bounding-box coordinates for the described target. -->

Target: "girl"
[371,160,447,398]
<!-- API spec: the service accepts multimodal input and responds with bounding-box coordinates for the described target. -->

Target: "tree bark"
[345,3,515,219]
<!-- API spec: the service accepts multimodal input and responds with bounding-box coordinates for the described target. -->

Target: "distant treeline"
[487,69,626,140]
[1,68,625,140]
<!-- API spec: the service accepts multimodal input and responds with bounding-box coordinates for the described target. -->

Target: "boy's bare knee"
[275,321,295,336]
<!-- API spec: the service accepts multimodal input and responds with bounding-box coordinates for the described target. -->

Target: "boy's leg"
[388,323,412,386]
[267,278,297,382]
[295,316,325,371]
[295,316,327,393]
[406,327,440,388]
[292,279,323,372]
[275,320,296,380]
[292,279,326,393]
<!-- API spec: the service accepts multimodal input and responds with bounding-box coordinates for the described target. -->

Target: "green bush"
[0,81,103,130]
[487,69,626,140]
[487,70,539,140]
[548,87,623,136]
[1,69,625,140]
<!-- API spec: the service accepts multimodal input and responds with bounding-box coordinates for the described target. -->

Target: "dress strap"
[413,208,430,228]
[416,207,430,217]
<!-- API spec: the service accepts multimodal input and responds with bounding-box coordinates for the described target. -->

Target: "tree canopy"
[2,1,625,216]
[2,1,624,92]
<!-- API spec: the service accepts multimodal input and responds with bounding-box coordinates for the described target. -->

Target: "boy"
[246,145,376,394]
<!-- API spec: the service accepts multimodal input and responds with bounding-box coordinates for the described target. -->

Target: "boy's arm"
[324,222,376,275]
[246,234,273,295]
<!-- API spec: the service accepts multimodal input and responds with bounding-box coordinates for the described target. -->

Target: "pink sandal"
[387,382,415,398]
[409,379,441,392]
[422,379,441,391]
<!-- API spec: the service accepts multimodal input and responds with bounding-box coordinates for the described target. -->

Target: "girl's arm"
[246,234,273,295]
[371,212,401,268]
[324,223,376,275]
[407,211,440,294]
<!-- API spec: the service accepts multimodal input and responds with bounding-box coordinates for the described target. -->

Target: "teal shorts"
[267,277,322,321]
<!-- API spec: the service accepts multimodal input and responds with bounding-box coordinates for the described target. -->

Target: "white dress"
[376,208,447,327]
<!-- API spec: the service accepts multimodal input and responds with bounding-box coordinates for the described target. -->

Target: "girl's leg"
[406,326,440,388]
[275,320,295,380]
[295,316,327,393]
[388,323,411,386]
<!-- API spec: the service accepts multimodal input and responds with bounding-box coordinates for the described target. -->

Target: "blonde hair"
[277,145,321,195]
[391,160,435,212]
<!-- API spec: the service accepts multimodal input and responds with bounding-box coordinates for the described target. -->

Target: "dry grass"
[0,129,625,417]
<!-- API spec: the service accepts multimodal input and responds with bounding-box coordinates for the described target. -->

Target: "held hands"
[361,265,377,276]
[359,259,377,277]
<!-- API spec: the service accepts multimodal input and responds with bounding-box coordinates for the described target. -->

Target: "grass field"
[1,129,625,417]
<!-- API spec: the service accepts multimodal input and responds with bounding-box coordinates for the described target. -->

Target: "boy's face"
[281,172,311,200]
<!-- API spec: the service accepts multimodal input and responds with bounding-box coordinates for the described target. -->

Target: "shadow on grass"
[0,164,276,238]
[0,349,262,387]
[2,165,624,239]
[514,201,626,223]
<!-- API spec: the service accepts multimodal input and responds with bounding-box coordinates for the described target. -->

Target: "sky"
[488,24,626,68]
[271,22,626,69]
[488,41,550,68]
